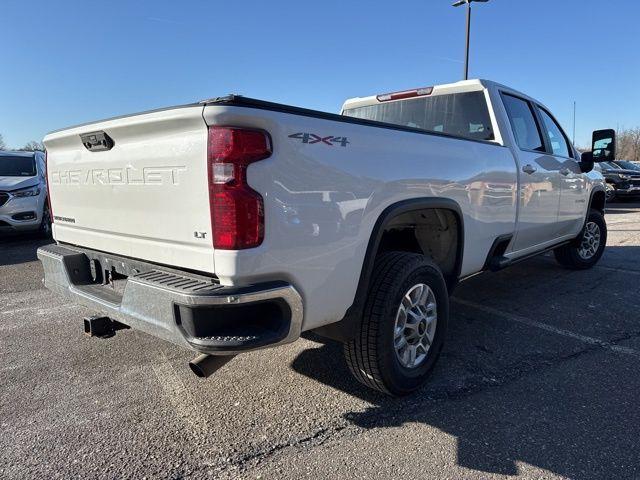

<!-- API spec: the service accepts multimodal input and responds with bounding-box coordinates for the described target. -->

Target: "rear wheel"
[344,252,448,396]
[554,209,606,269]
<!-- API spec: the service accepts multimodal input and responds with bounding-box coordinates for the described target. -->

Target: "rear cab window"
[342,91,495,142]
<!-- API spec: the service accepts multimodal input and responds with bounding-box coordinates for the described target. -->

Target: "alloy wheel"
[393,283,438,369]
[578,221,601,260]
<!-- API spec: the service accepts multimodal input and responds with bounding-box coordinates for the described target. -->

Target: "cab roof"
[341,79,538,112]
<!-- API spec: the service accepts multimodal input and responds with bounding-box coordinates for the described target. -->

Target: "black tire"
[38,204,52,238]
[344,252,449,396]
[554,209,607,269]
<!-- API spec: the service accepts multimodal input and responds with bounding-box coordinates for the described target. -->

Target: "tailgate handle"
[80,131,114,152]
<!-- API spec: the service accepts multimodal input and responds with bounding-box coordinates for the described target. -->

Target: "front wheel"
[343,252,448,396]
[554,209,607,269]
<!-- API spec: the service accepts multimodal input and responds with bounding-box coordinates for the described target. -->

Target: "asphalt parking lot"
[2,204,640,480]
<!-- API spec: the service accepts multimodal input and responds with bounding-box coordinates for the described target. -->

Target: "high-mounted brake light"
[376,86,434,102]
[207,127,271,249]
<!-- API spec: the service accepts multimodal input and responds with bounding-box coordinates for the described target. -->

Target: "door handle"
[559,168,571,176]
[522,164,537,175]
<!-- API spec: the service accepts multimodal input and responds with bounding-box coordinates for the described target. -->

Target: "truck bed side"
[203,98,518,330]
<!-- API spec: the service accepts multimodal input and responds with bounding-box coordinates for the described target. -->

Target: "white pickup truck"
[39,79,615,395]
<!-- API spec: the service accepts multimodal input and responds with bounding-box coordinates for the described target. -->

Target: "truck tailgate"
[43,105,215,274]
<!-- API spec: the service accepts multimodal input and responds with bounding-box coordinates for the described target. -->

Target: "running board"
[484,234,514,272]
[489,241,571,271]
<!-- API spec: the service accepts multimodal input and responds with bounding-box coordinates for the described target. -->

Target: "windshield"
[0,155,37,177]
[342,91,494,142]
[614,160,640,171]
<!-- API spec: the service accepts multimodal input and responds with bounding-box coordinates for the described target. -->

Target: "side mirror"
[580,151,594,173]
[592,129,616,162]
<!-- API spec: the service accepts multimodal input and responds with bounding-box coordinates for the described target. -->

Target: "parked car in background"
[0,151,51,236]
[595,161,640,201]
[593,163,616,201]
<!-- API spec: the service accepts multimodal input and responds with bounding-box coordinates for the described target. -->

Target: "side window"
[538,108,571,158]
[501,94,545,152]
[502,93,545,152]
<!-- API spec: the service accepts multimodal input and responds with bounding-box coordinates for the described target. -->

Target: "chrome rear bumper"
[37,244,303,355]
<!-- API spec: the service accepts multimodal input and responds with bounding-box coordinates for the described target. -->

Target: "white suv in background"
[0,151,51,236]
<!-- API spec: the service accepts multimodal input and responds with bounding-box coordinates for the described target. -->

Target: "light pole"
[452,0,489,80]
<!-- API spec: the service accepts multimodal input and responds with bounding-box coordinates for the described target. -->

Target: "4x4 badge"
[289,133,349,147]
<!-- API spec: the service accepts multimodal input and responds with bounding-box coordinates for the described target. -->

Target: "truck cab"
[342,80,598,258]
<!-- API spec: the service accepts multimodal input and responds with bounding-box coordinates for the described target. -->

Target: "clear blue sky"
[1,0,638,148]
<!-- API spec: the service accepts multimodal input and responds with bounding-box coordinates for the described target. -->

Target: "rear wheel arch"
[314,198,464,342]
[343,251,449,395]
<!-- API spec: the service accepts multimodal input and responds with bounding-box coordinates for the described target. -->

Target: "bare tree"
[0,133,6,150]
[18,140,45,152]
[616,127,640,162]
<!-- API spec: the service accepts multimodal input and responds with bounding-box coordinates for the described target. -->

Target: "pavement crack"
[211,328,640,476]
[215,424,351,475]
[219,342,617,476]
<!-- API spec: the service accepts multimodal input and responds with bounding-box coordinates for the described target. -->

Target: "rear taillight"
[44,150,53,223]
[207,126,271,249]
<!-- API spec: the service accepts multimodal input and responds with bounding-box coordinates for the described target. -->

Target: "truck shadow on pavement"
[292,253,640,479]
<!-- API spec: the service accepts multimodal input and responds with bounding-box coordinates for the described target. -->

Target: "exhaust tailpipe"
[189,354,235,378]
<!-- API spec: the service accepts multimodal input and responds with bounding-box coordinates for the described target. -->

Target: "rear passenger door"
[501,93,563,254]
[535,106,588,238]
